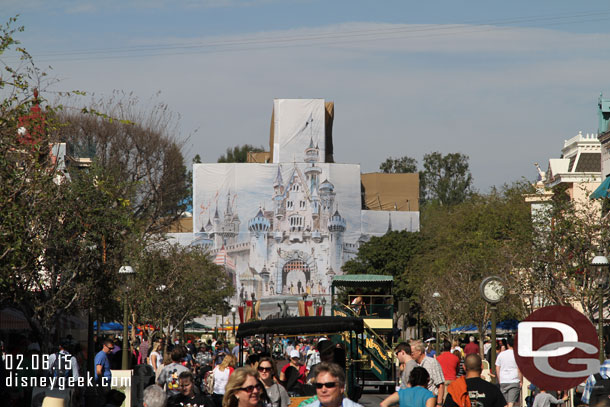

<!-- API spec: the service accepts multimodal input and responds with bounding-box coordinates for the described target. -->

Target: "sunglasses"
[315,382,338,389]
[258,366,273,372]
[240,384,263,393]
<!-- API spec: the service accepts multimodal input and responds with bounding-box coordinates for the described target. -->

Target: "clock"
[480,276,506,304]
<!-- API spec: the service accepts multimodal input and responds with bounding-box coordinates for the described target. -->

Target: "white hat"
[42,397,65,407]
[290,350,300,359]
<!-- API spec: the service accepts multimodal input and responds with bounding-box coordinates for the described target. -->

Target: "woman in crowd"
[257,357,289,407]
[380,367,435,407]
[223,367,268,407]
[149,342,163,374]
[212,352,237,407]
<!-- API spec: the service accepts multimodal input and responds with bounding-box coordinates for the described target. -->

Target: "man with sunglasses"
[95,339,114,386]
[298,362,363,407]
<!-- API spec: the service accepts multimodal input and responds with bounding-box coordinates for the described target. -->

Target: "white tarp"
[273,99,326,163]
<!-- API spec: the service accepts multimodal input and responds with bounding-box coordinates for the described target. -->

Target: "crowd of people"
[386,335,588,407]
[5,331,606,407]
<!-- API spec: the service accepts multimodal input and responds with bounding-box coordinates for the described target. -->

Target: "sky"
[5,0,610,191]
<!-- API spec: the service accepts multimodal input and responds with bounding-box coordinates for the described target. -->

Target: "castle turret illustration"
[248,208,270,270]
[328,209,346,275]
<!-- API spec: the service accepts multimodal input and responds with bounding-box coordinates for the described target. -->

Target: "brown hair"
[257,357,277,378]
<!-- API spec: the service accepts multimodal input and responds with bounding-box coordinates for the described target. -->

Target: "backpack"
[589,374,610,406]
[446,376,471,407]
[50,352,71,379]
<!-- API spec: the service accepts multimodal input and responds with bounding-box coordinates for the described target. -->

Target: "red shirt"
[436,351,460,381]
[281,363,307,384]
[464,342,480,355]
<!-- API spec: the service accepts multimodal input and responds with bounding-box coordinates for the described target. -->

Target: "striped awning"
[0,308,31,331]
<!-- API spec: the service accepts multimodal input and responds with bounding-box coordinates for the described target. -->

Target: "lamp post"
[231,306,237,341]
[119,265,135,370]
[593,255,610,362]
[433,292,441,356]
[321,298,327,316]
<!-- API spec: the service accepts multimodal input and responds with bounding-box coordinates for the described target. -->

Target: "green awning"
[590,176,610,199]
[331,274,393,288]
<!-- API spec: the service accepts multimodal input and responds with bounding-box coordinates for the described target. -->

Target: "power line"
[5,9,610,63]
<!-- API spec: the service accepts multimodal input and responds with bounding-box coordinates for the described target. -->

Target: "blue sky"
[5,1,610,191]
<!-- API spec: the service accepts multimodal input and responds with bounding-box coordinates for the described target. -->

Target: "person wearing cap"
[280,350,307,395]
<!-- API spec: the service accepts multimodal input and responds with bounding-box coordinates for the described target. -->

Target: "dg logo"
[515,305,600,390]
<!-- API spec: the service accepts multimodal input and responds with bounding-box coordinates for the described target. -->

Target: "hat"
[290,350,300,359]
[42,397,65,407]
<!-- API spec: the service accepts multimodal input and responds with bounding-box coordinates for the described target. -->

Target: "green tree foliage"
[342,231,422,310]
[415,181,534,337]
[420,152,474,205]
[379,156,418,173]
[130,244,234,339]
[217,144,265,163]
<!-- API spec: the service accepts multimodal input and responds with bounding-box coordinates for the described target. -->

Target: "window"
[300,201,306,209]
[289,215,303,231]
[286,201,293,210]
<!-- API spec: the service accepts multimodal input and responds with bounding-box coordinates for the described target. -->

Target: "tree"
[55,92,190,236]
[527,183,610,320]
[217,144,265,163]
[130,243,234,341]
[0,17,133,350]
[420,152,474,205]
[342,230,423,313]
[415,182,533,341]
[379,156,418,173]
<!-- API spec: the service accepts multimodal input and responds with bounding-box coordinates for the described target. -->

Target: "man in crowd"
[158,348,190,397]
[495,336,521,407]
[395,342,418,389]
[444,354,506,407]
[437,340,460,390]
[95,339,114,386]
[298,362,362,407]
[168,371,211,407]
[412,340,445,406]
[48,340,80,381]
[464,337,480,356]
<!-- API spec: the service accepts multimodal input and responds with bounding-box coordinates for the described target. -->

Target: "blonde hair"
[222,367,259,407]
[151,342,161,353]
[220,354,237,371]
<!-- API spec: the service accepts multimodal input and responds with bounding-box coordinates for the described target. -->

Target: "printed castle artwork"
[191,99,418,304]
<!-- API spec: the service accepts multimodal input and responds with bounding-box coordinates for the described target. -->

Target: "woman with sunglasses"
[380,367,435,407]
[223,367,269,407]
[257,357,289,407]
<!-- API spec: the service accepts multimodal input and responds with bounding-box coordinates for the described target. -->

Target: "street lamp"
[321,298,326,316]
[231,306,237,340]
[432,292,441,356]
[118,265,135,370]
[593,255,610,362]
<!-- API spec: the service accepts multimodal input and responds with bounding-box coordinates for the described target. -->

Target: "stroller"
[272,342,283,360]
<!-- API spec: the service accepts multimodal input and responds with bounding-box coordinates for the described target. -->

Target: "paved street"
[359,390,387,407]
